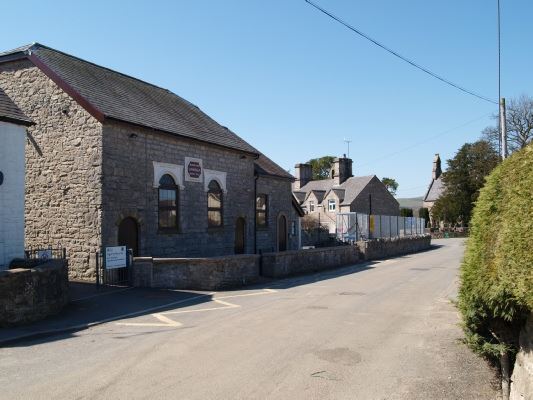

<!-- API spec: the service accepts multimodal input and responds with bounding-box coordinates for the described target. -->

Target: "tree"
[307,156,335,180]
[481,94,533,154]
[418,207,430,226]
[432,140,499,225]
[400,208,413,217]
[381,177,399,196]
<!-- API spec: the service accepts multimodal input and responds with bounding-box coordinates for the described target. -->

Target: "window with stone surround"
[158,174,178,231]
[256,194,268,228]
[207,180,223,227]
[309,201,315,212]
[328,199,336,212]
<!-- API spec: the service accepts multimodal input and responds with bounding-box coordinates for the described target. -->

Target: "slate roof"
[424,177,444,202]
[308,190,326,204]
[292,191,306,203]
[0,43,258,154]
[297,175,375,206]
[0,88,32,126]
[254,154,294,180]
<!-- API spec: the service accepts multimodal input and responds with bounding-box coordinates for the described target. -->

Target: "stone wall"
[0,60,103,279]
[255,175,300,253]
[357,235,431,260]
[101,121,256,258]
[0,259,69,327]
[510,312,533,400]
[131,255,260,290]
[261,245,361,278]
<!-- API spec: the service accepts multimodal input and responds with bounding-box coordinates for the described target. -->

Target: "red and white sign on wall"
[185,157,203,182]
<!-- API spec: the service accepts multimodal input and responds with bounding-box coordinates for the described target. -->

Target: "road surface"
[0,238,498,399]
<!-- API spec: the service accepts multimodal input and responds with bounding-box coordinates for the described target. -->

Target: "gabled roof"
[297,175,376,206]
[339,175,375,205]
[0,43,258,154]
[424,177,444,202]
[254,154,294,180]
[293,191,306,203]
[299,179,335,193]
[305,189,326,204]
[325,188,345,203]
[292,195,305,217]
[0,88,32,126]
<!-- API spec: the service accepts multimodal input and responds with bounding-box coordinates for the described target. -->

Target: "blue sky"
[1,0,531,198]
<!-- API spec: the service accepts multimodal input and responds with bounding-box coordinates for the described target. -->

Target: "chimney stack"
[331,156,353,185]
[432,154,442,180]
[293,163,312,190]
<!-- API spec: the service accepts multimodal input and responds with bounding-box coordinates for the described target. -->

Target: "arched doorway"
[278,215,287,252]
[234,217,246,254]
[118,217,139,256]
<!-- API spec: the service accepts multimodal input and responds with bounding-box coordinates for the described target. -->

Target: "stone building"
[293,156,399,233]
[0,89,33,269]
[423,154,444,227]
[0,43,302,278]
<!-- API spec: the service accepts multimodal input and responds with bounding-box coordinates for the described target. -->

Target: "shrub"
[458,144,533,365]
[400,208,413,217]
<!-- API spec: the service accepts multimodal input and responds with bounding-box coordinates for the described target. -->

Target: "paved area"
[0,239,499,399]
[0,283,213,345]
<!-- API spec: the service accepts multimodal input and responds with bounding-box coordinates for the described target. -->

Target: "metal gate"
[95,248,133,287]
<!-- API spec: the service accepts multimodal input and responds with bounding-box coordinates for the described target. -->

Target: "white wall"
[0,121,25,269]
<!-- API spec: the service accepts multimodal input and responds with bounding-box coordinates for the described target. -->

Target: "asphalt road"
[0,238,499,400]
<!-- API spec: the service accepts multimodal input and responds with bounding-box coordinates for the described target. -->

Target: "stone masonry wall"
[261,245,362,278]
[510,312,533,400]
[256,175,300,253]
[0,259,69,327]
[101,121,257,258]
[0,60,103,279]
[357,235,431,260]
[132,255,261,290]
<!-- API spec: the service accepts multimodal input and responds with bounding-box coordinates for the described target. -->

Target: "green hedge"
[458,144,533,361]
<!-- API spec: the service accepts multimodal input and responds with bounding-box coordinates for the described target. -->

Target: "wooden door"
[278,215,287,252]
[118,217,139,256]
[235,217,245,254]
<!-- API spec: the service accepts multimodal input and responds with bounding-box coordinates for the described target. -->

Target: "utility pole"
[498,0,507,160]
[343,138,352,158]
[500,98,508,159]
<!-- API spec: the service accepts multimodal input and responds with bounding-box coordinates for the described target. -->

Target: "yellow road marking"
[215,288,277,300]
[117,313,182,327]
[115,288,277,328]
[163,298,239,315]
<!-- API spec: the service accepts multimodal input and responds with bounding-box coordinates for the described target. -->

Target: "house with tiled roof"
[293,156,400,233]
[0,88,33,269]
[0,43,302,278]
[423,154,445,227]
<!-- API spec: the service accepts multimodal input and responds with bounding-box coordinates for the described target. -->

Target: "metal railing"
[336,212,426,243]
[95,248,133,287]
[25,245,66,260]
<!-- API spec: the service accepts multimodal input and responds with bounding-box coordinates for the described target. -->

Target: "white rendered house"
[0,89,32,269]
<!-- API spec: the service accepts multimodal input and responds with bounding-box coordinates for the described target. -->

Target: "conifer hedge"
[458,144,532,362]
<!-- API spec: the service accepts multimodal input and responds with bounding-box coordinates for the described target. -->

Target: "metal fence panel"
[336,213,425,242]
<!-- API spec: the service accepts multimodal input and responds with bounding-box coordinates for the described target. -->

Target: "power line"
[356,113,491,168]
[304,0,498,105]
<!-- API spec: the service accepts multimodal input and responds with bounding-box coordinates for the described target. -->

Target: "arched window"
[158,174,178,230]
[207,180,223,227]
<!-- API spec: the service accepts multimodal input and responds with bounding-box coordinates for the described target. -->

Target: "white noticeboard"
[105,246,127,269]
